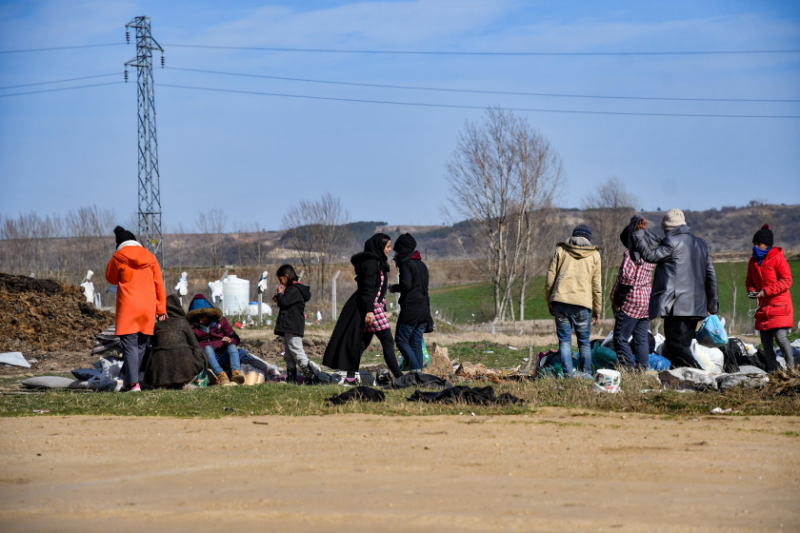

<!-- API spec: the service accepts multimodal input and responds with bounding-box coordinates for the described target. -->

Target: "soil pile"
[0,272,114,353]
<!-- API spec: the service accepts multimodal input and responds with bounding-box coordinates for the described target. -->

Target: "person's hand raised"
[636,219,648,231]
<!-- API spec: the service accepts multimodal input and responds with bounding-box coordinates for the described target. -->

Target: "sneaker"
[231,370,246,385]
[126,383,141,393]
[218,371,232,386]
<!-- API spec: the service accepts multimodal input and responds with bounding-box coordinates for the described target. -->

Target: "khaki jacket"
[545,243,602,314]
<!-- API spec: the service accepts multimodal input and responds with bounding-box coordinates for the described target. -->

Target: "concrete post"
[332,270,341,320]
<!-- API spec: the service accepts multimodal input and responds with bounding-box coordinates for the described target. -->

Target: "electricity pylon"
[125,16,165,273]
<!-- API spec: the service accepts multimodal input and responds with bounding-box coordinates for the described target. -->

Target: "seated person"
[187,294,245,385]
[143,294,207,389]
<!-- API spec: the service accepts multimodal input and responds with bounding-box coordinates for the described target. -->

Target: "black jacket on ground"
[143,294,207,388]
[323,251,388,372]
[633,225,719,318]
[274,282,311,337]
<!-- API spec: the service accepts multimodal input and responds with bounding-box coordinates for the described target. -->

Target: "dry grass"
[1,370,797,419]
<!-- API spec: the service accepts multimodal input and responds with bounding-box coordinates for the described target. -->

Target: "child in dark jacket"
[187,294,245,386]
[273,264,313,382]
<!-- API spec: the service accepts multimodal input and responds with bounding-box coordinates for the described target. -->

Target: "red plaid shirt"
[364,272,390,332]
[610,250,655,319]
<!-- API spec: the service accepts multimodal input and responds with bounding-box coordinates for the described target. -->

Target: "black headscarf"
[393,233,417,265]
[364,233,391,273]
[622,214,661,264]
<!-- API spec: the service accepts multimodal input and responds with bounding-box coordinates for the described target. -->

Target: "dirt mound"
[0,272,114,353]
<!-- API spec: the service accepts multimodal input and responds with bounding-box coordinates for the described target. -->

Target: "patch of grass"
[429,260,800,328]
[1,371,797,418]
[447,341,557,368]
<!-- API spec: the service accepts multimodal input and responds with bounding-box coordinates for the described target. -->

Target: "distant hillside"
[159,203,799,267]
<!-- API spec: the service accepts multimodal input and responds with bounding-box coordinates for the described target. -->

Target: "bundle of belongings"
[407,385,524,405]
[324,383,524,406]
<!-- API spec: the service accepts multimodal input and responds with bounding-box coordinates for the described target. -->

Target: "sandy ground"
[1,410,798,532]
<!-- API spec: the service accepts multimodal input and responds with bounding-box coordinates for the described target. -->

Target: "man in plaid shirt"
[610,219,657,369]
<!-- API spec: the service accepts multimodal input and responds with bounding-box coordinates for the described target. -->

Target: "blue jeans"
[395,322,426,371]
[613,311,651,369]
[552,302,592,376]
[203,344,241,375]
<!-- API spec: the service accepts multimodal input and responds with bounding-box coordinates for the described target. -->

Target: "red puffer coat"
[746,247,794,330]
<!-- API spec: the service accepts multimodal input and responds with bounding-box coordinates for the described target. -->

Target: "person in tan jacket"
[545,224,601,377]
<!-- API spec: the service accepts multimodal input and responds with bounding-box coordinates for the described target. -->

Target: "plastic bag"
[691,340,724,374]
[399,339,432,371]
[696,315,728,347]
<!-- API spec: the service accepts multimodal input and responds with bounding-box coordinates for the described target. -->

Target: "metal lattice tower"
[125,17,164,272]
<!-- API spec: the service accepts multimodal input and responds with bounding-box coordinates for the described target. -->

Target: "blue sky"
[1,0,799,232]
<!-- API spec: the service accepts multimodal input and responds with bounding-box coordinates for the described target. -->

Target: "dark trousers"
[395,322,426,371]
[613,311,650,369]
[663,317,701,369]
[360,328,403,378]
[119,332,149,386]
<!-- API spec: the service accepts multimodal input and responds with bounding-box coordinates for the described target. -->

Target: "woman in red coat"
[746,224,794,371]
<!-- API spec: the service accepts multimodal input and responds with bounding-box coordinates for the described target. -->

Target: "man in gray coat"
[633,209,719,368]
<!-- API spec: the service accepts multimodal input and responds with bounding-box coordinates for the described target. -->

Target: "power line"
[0,73,121,90]
[166,66,800,104]
[0,81,124,98]
[157,82,800,119]
[162,43,800,56]
[0,43,126,54]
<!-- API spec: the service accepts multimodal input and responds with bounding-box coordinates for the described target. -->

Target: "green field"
[430,261,800,331]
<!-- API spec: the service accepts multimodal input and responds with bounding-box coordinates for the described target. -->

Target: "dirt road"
[1,410,798,532]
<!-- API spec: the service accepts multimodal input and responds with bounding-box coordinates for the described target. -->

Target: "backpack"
[729,337,765,371]
[719,340,741,374]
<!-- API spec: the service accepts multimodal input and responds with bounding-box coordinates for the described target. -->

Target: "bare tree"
[581,177,639,319]
[233,222,273,268]
[282,193,350,306]
[445,107,564,321]
[196,209,228,271]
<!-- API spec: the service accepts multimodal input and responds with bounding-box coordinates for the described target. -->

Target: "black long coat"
[323,252,387,372]
[143,295,207,388]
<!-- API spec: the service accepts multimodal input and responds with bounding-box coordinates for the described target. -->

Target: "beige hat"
[661,208,686,232]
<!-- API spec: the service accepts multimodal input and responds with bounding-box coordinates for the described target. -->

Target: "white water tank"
[222,275,250,316]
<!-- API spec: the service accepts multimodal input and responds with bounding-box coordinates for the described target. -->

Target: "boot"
[217,371,233,386]
[299,363,316,382]
[231,369,246,385]
[286,368,298,384]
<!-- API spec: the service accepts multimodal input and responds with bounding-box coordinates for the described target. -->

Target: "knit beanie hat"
[661,208,686,232]
[752,224,774,247]
[113,226,137,247]
[572,224,592,242]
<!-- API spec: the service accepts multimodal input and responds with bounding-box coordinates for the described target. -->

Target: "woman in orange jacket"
[106,226,167,391]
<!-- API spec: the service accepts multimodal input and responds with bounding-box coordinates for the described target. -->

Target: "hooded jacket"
[188,294,240,350]
[391,234,432,326]
[105,242,167,336]
[144,294,206,388]
[545,242,602,314]
[274,282,311,337]
[746,247,793,330]
[633,225,719,318]
[352,250,389,315]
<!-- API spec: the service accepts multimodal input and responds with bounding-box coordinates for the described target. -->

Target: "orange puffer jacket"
[746,247,794,331]
[105,243,167,336]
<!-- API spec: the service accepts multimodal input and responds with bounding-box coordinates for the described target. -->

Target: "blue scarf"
[752,246,771,266]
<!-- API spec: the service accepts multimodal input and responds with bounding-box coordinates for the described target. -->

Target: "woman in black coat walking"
[323,233,404,382]
[389,233,433,372]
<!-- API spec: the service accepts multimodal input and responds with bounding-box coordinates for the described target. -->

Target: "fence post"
[332,270,341,320]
